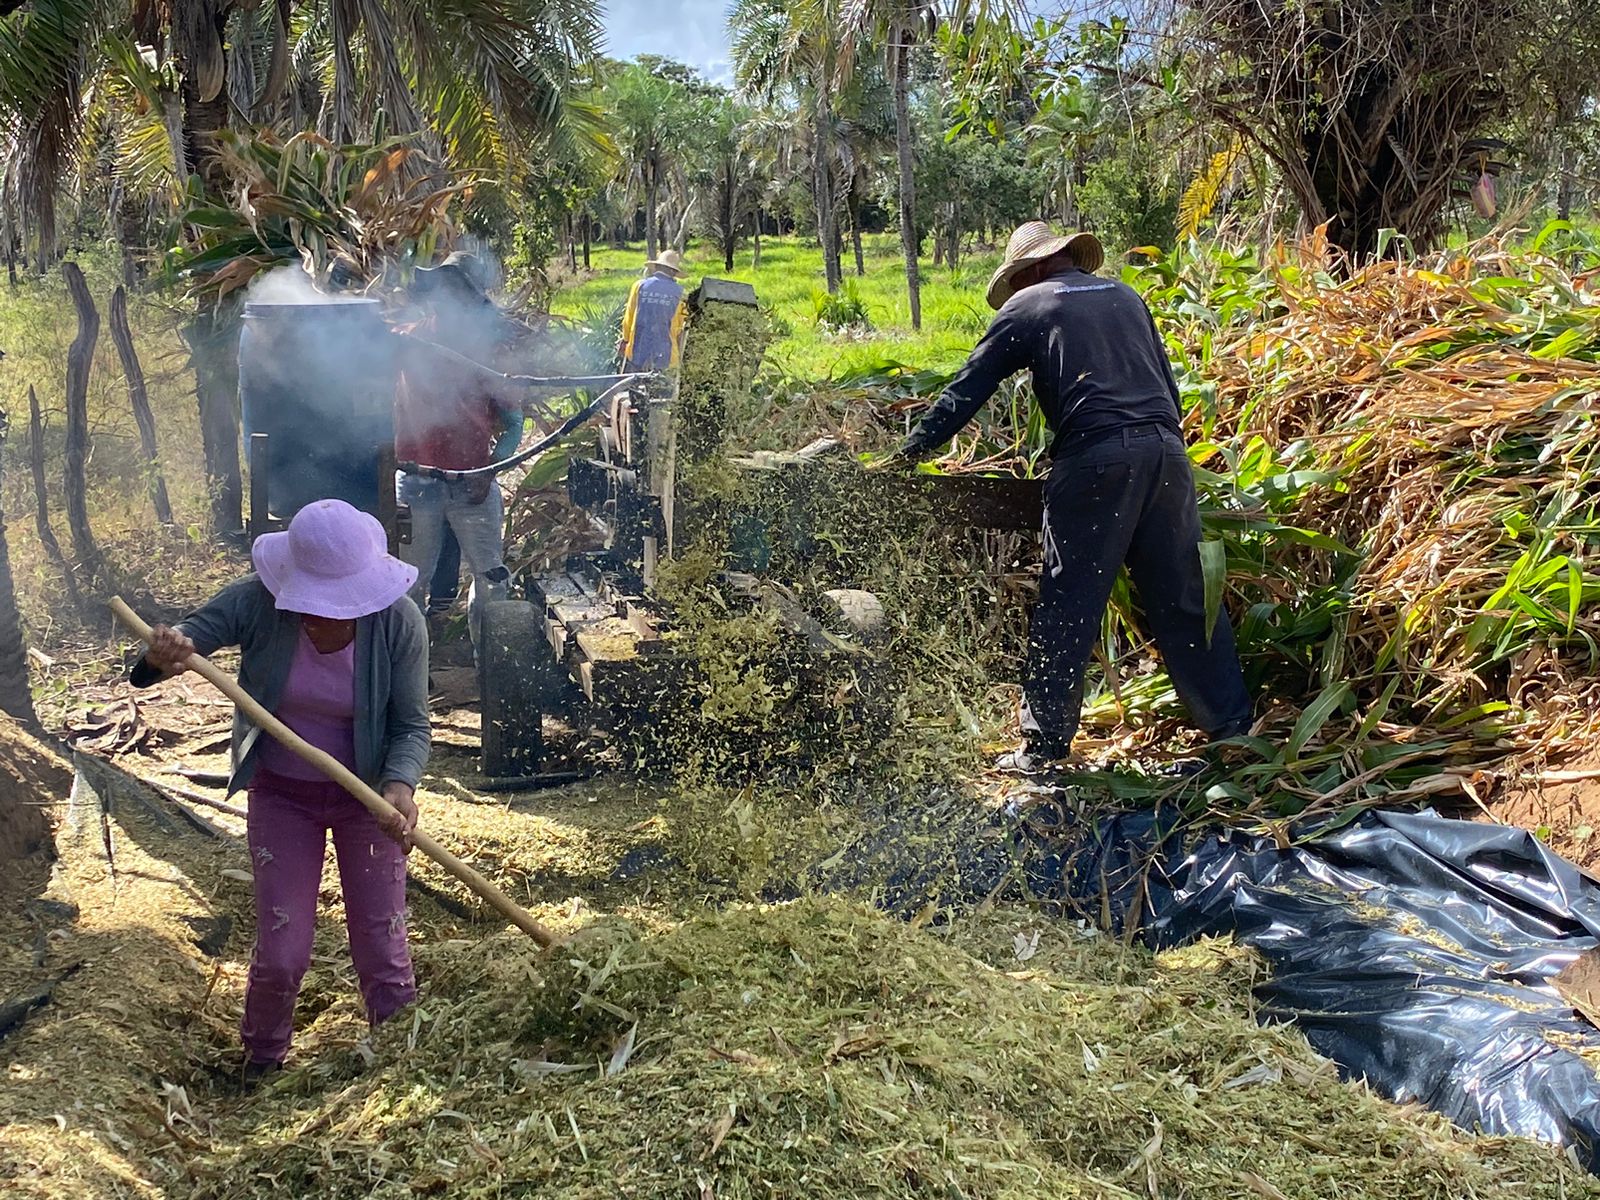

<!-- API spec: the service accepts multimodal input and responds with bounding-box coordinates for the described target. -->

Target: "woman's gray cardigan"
[131,576,431,795]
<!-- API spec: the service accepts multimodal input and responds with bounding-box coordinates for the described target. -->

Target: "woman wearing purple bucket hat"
[131,499,430,1086]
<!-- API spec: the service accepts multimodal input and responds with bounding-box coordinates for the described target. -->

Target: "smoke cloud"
[245,264,370,306]
[238,254,537,519]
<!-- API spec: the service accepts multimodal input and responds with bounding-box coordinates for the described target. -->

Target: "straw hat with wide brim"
[645,249,683,276]
[985,222,1105,310]
[253,499,418,620]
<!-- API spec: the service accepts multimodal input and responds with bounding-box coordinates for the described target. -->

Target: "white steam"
[245,265,369,305]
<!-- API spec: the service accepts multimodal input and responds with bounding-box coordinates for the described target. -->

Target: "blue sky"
[603,0,735,83]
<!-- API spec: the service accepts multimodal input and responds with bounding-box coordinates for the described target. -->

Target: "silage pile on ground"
[183,898,1588,1199]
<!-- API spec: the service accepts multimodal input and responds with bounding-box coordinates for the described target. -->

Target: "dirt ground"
[1487,750,1600,873]
[0,717,64,862]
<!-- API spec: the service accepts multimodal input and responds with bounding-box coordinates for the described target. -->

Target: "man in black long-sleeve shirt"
[891,222,1252,768]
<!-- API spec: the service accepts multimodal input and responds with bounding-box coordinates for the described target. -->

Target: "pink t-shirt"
[257,629,358,780]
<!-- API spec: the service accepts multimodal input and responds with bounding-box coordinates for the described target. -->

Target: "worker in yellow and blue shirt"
[618,249,687,372]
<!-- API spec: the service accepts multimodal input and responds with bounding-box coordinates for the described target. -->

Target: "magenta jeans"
[241,769,416,1064]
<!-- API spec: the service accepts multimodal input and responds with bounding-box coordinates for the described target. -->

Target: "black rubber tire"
[477,599,555,777]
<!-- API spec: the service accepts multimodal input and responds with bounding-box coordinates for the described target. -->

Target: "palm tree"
[1024,74,1109,226]
[832,59,893,277]
[839,0,930,324]
[682,90,756,271]
[2,0,603,534]
[607,62,692,261]
[730,0,847,293]
[738,103,803,268]
[1,0,605,258]
[835,0,1014,327]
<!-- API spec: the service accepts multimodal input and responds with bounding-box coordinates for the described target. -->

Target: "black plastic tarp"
[1020,806,1600,1169]
[807,787,1600,1166]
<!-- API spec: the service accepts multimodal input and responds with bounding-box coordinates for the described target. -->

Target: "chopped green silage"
[183,898,1594,1199]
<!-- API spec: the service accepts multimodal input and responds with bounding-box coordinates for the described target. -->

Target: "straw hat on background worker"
[645,249,684,277]
[985,222,1105,310]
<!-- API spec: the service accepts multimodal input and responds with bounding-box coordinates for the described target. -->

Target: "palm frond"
[94,36,182,200]
[0,0,102,123]
[0,0,108,250]
[352,0,424,137]
[1178,135,1244,241]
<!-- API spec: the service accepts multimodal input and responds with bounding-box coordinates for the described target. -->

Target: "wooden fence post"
[109,286,173,525]
[61,262,104,587]
[26,387,81,612]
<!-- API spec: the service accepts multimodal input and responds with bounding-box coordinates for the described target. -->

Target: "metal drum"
[238,299,395,520]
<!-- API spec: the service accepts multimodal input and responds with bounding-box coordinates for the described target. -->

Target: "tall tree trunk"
[4,195,15,286]
[565,212,577,272]
[814,80,842,293]
[751,205,763,270]
[26,388,80,611]
[184,302,242,537]
[891,27,921,330]
[645,157,659,262]
[182,42,242,535]
[109,287,173,526]
[670,197,695,254]
[0,412,37,725]
[1557,141,1575,221]
[582,213,591,269]
[722,162,737,271]
[61,263,104,588]
[847,175,865,277]
[116,186,142,285]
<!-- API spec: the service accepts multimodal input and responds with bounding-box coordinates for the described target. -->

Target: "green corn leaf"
[1294,803,1373,844]
[1258,469,1341,503]
[185,206,247,228]
[1440,701,1511,729]
[1532,219,1574,251]
[1224,735,1279,759]
[1568,560,1584,635]
[518,448,573,491]
[1199,539,1227,648]
[1288,681,1353,761]
[1262,524,1358,556]
[1355,673,1402,742]
[1204,782,1253,807]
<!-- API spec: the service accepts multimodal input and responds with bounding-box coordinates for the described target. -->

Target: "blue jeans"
[430,526,462,614]
[396,475,510,646]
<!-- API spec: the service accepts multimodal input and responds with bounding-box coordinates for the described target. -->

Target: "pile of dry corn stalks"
[827,230,1600,816]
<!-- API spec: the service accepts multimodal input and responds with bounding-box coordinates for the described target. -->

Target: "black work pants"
[1021,423,1252,756]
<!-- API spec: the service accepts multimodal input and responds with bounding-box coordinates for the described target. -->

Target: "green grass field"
[549,233,1007,380]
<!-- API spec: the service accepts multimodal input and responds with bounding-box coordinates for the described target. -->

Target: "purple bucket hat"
[252,499,418,620]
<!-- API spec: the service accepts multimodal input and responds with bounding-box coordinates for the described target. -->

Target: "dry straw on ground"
[184,901,1597,1199]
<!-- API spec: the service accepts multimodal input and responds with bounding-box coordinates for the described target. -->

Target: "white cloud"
[602,0,736,83]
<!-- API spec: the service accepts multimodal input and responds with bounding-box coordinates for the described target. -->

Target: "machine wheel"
[477,600,557,778]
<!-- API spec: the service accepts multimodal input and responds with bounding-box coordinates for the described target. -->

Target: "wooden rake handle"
[110,597,556,947]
